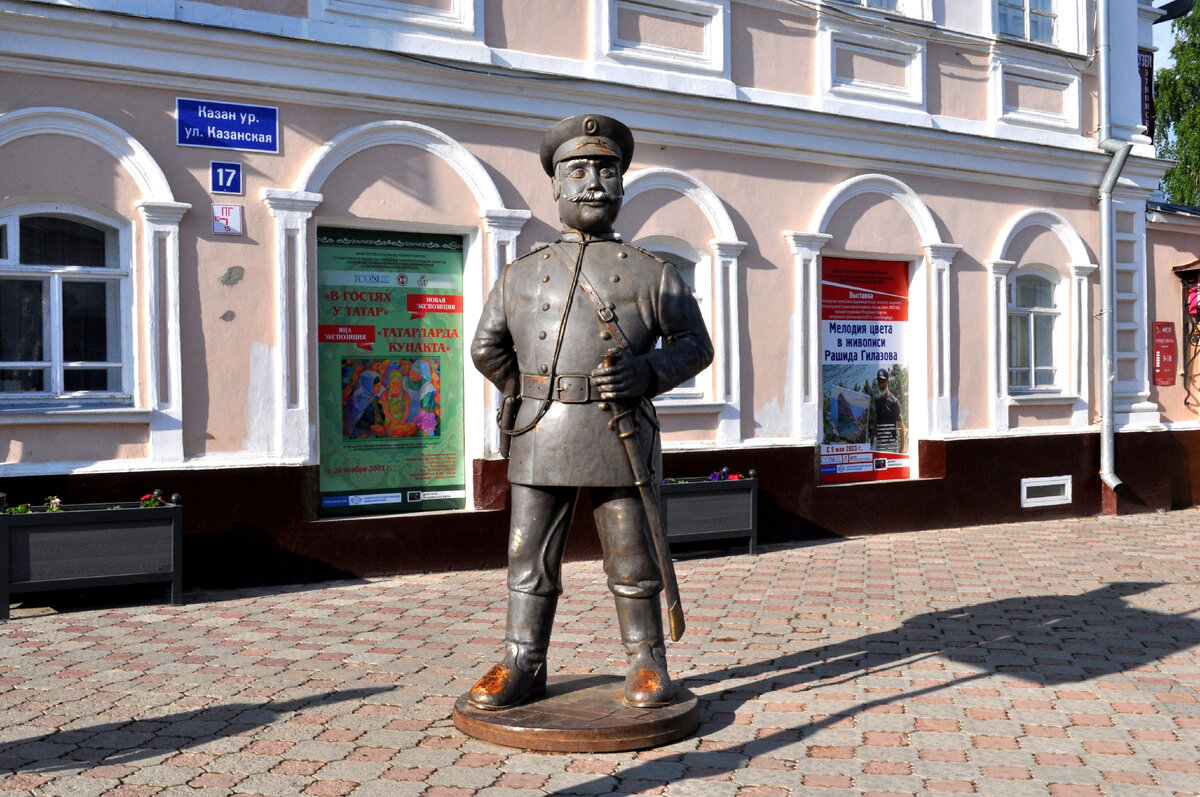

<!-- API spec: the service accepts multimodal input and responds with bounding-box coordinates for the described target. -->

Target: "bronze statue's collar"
[560,230,622,243]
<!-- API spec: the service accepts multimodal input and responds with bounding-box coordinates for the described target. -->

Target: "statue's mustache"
[563,190,622,203]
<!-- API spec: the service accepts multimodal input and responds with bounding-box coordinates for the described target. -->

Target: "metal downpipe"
[1095,0,1128,495]
[1099,141,1133,493]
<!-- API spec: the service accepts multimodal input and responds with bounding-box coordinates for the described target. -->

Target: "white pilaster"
[986,258,1015,432]
[135,199,190,464]
[1069,262,1098,426]
[713,239,747,443]
[925,243,962,436]
[261,188,323,463]
[784,231,832,442]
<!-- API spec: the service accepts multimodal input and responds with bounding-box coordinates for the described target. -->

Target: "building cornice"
[0,1,1153,195]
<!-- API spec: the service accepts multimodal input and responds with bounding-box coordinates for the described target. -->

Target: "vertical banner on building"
[1139,48,1155,142]
[820,257,910,484]
[316,228,466,516]
[1153,321,1177,387]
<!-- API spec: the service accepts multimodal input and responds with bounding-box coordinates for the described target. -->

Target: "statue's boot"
[615,595,675,708]
[467,591,555,710]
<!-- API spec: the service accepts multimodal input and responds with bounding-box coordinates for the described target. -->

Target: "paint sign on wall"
[820,257,910,484]
[316,228,466,516]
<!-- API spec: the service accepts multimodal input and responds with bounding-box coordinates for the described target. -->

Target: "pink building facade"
[1,0,1196,584]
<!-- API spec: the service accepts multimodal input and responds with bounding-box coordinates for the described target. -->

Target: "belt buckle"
[555,375,589,404]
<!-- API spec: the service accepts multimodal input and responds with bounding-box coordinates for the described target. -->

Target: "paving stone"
[0,510,1198,797]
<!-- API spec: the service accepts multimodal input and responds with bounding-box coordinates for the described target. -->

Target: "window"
[0,213,129,405]
[841,0,899,9]
[998,0,1055,45]
[648,245,707,398]
[1008,273,1058,390]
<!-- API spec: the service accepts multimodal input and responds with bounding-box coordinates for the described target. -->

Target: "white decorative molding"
[925,242,963,435]
[784,231,833,442]
[802,174,957,447]
[624,167,745,443]
[260,188,324,463]
[989,49,1081,133]
[593,0,730,77]
[986,258,1016,432]
[265,120,529,467]
[988,209,1095,431]
[818,17,925,108]
[0,106,189,469]
[322,0,479,35]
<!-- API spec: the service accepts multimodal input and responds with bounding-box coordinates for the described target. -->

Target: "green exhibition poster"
[316,227,465,516]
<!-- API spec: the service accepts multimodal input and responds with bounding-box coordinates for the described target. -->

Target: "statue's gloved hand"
[592,354,653,400]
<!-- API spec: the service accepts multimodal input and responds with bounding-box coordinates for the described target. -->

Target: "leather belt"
[521,373,603,404]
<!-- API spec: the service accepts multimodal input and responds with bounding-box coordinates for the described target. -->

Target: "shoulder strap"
[547,242,633,352]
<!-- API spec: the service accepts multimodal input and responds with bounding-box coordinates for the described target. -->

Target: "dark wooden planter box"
[660,477,757,554]
[0,494,182,620]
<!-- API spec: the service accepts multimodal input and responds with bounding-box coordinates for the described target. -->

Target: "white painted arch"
[790,173,961,447]
[293,120,507,214]
[265,119,531,480]
[622,167,746,443]
[0,107,177,203]
[0,106,187,468]
[623,167,740,243]
[811,173,945,246]
[990,208,1092,265]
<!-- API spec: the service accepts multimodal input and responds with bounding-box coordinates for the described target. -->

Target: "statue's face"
[553,156,623,234]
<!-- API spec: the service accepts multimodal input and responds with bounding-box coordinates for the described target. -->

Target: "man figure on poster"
[469,114,712,711]
[869,367,905,453]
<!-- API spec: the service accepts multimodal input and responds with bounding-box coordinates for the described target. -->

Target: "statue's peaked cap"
[540,114,634,176]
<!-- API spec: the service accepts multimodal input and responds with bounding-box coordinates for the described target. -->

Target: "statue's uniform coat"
[472,237,713,487]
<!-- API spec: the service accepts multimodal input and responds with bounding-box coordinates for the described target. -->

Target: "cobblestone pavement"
[1,509,1198,796]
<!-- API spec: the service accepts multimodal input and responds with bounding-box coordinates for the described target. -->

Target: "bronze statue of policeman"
[469,114,713,710]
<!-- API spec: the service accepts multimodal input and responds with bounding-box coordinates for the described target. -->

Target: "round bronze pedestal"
[452,674,699,752]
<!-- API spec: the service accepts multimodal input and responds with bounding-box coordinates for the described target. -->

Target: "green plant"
[139,491,164,508]
[45,496,63,512]
[4,503,31,514]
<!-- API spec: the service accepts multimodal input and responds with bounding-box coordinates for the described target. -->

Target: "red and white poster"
[820,258,910,484]
[1153,321,1177,387]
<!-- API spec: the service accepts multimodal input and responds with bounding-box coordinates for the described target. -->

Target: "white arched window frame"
[635,235,712,402]
[0,107,189,470]
[986,209,1095,431]
[622,167,745,445]
[0,205,133,405]
[261,120,530,475]
[788,173,961,446]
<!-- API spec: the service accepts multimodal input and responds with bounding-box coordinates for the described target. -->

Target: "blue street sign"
[176,97,278,153]
[210,161,243,195]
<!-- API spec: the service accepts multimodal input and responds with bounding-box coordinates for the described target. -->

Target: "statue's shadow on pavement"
[579,581,1199,790]
[0,687,392,774]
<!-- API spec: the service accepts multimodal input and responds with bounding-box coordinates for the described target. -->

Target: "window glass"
[0,279,45,363]
[1008,271,1059,392]
[1,214,125,403]
[1014,274,1053,308]
[843,0,899,9]
[20,217,107,268]
[998,0,1055,45]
